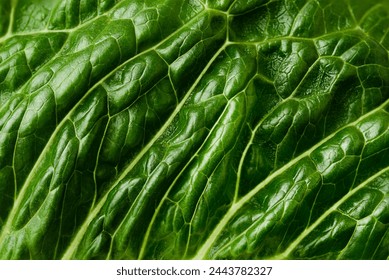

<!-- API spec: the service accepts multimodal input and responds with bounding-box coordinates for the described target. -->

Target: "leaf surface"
[0,0,388,260]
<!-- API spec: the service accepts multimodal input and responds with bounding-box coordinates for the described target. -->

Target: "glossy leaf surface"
[0,0,388,260]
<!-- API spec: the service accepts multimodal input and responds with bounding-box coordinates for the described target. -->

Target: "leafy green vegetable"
[0,0,388,260]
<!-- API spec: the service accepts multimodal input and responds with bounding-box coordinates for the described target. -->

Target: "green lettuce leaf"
[0,0,388,260]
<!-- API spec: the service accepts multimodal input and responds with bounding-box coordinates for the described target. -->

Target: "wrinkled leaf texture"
[0,0,388,260]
